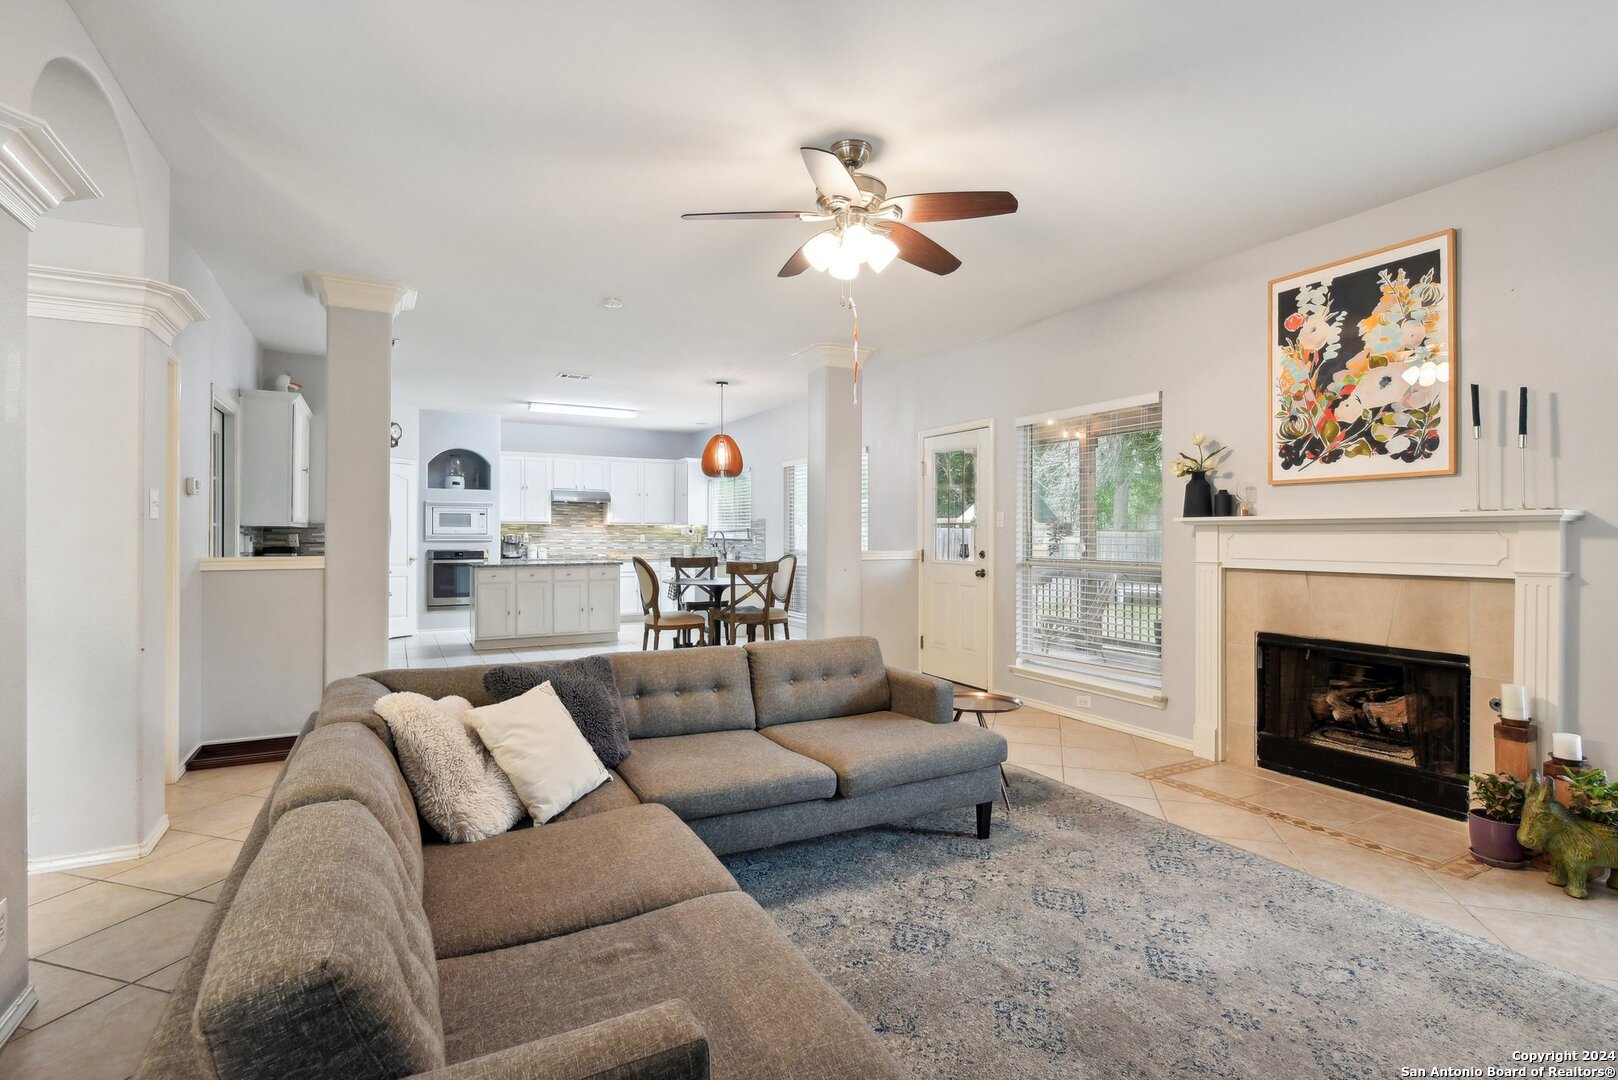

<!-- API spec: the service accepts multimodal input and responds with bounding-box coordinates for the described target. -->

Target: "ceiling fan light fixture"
[803,229,840,272]
[865,230,899,272]
[828,255,861,281]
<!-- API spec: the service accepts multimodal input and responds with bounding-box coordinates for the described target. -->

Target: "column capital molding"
[0,104,101,230]
[794,341,872,371]
[27,265,208,346]
[303,272,417,316]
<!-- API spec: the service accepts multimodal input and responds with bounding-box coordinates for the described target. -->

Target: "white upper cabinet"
[552,455,610,492]
[499,453,552,523]
[240,390,313,528]
[607,459,643,522]
[641,460,677,524]
[606,458,678,525]
[673,458,709,527]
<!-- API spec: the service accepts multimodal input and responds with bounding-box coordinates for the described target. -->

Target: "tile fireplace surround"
[1189,510,1584,769]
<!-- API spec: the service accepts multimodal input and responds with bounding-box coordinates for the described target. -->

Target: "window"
[784,461,808,618]
[861,446,869,552]
[708,470,752,539]
[209,388,240,557]
[1016,393,1163,687]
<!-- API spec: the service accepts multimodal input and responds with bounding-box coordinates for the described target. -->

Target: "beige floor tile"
[1338,809,1470,862]
[174,761,282,796]
[64,828,212,881]
[1058,745,1144,772]
[108,837,242,897]
[1435,865,1618,921]
[1286,836,1452,902]
[1005,743,1063,767]
[1159,800,1280,843]
[138,958,191,992]
[988,711,1058,731]
[1175,763,1292,800]
[1367,894,1503,945]
[26,881,171,956]
[26,872,90,906]
[1062,768,1158,800]
[1468,907,1618,979]
[1248,786,1383,828]
[1132,738,1196,767]
[1057,719,1137,749]
[0,984,169,1080]
[42,898,212,983]
[188,880,226,902]
[1011,762,1065,783]
[18,962,123,1030]
[995,725,1060,746]
[168,795,266,839]
[1151,781,1218,805]
[164,783,238,817]
[1105,795,1164,819]
[1224,837,1303,869]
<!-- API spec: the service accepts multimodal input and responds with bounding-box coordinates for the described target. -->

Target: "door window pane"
[932,448,976,562]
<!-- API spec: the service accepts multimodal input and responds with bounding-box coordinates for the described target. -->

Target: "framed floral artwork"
[1269,229,1457,484]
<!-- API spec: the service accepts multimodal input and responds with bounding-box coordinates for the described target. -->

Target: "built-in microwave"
[426,503,493,540]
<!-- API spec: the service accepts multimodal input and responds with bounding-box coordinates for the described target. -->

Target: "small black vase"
[1213,488,1235,517]
[1183,472,1214,518]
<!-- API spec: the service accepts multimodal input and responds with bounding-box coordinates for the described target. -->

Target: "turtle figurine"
[1518,773,1618,900]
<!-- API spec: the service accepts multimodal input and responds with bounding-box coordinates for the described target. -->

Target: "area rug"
[724,768,1616,1079]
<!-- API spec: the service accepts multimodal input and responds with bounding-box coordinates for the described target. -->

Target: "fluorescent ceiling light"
[527,401,637,418]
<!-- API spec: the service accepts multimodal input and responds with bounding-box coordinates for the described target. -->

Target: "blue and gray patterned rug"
[725,768,1616,1079]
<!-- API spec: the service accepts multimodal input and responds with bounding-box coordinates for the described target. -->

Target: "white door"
[522,456,552,523]
[641,460,676,524]
[388,460,417,638]
[920,427,992,687]
[607,459,641,523]
[552,579,587,634]
[498,454,524,521]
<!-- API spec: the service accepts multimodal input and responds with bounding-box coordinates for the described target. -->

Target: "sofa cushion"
[760,712,1009,797]
[371,665,499,707]
[196,801,444,1080]
[316,675,394,749]
[483,656,630,769]
[608,647,756,739]
[436,891,902,1079]
[744,636,890,727]
[616,730,836,819]
[270,722,425,893]
[467,682,611,824]
[421,804,737,959]
[552,767,641,821]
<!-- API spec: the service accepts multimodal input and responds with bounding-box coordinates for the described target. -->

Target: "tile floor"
[6,706,1616,1076]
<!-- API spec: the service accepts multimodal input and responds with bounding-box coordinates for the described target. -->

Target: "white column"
[797,343,867,640]
[0,103,98,1032]
[1191,525,1224,762]
[304,273,416,679]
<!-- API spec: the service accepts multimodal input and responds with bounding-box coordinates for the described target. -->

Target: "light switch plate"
[148,488,160,519]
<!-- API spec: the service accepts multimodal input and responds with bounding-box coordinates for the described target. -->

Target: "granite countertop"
[491,557,626,567]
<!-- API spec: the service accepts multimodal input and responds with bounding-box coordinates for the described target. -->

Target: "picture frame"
[1268,229,1457,485]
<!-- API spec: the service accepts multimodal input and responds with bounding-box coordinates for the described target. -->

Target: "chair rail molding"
[1183,509,1584,762]
[302,271,418,315]
[27,265,209,345]
[0,104,101,230]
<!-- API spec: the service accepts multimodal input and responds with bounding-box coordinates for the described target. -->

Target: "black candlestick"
[1518,387,1528,440]
[1470,383,1480,432]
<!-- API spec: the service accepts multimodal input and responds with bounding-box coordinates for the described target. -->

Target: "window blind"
[861,447,869,552]
[708,471,752,538]
[783,462,808,617]
[1016,394,1164,684]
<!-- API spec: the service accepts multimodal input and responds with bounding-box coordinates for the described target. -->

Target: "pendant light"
[701,380,743,478]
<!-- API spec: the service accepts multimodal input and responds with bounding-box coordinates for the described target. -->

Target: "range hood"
[551,488,612,504]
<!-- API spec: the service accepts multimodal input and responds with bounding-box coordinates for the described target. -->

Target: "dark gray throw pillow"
[482,656,631,769]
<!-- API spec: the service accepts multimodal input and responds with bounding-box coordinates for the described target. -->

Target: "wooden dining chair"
[762,553,797,640]
[634,556,706,650]
[720,560,778,645]
[670,556,720,647]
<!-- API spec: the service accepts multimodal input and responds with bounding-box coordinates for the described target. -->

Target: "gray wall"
[201,568,325,741]
[502,419,695,459]
[262,348,327,523]
[862,125,1618,758]
[688,398,807,562]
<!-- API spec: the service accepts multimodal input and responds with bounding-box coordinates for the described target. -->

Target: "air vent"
[555,372,592,380]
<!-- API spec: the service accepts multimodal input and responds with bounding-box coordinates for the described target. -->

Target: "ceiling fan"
[681,139,1017,279]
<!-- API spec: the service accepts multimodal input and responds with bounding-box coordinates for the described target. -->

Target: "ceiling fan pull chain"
[839,287,860,405]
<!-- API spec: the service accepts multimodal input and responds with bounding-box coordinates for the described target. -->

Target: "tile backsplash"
[502,502,711,560]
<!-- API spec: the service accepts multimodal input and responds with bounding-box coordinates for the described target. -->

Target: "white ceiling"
[66,0,1618,430]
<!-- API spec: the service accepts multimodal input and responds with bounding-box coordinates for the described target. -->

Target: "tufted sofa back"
[744,636,891,727]
[607,646,757,739]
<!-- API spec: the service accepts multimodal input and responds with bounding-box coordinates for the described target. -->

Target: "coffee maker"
[500,532,527,560]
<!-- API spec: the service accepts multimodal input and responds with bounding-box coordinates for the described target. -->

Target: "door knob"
[975,568,987,578]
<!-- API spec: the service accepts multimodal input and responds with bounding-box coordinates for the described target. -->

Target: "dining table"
[664,575,757,645]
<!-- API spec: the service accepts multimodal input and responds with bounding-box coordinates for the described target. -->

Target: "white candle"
[1499,683,1531,721]
[1552,732,1583,761]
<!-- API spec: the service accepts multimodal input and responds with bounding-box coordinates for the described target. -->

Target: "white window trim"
[209,384,242,559]
[1009,660,1168,709]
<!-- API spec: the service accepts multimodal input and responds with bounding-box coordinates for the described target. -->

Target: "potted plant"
[1566,767,1618,826]
[1467,771,1528,868]
[1171,434,1227,518]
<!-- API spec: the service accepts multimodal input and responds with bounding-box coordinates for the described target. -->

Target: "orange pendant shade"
[701,433,743,478]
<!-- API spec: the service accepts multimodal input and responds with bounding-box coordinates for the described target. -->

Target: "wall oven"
[426,503,493,540]
[426,548,485,608]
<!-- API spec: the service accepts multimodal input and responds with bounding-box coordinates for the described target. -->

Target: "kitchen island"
[472,558,625,649]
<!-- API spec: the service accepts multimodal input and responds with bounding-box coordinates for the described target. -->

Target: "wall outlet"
[1074,693,1092,710]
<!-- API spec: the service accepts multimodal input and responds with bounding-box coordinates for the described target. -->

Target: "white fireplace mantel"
[1185,509,1584,761]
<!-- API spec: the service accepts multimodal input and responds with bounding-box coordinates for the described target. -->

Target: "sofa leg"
[976,802,992,840]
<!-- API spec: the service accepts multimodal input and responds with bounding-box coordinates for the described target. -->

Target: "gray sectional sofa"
[136,636,1008,1080]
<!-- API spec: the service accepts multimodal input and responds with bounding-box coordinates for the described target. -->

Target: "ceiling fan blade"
[883,222,961,275]
[681,210,821,221]
[778,242,812,277]
[884,191,1019,222]
[800,147,861,202]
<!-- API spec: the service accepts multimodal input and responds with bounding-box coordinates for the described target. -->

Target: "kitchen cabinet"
[239,390,313,527]
[474,569,517,640]
[514,570,552,636]
[673,458,709,527]
[607,459,677,525]
[553,456,609,492]
[473,564,619,646]
[499,453,552,524]
[588,577,619,633]
[607,459,642,521]
[642,460,677,524]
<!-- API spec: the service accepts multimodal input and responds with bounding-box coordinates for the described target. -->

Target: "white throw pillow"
[374,692,524,843]
[467,681,610,824]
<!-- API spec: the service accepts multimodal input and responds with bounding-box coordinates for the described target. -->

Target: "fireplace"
[1256,633,1469,818]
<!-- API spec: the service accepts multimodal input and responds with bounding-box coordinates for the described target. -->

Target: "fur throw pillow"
[482,656,631,769]
[374,692,524,842]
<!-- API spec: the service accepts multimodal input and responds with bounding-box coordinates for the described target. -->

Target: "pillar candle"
[1551,732,1583,761]
[1499,683,1531,721]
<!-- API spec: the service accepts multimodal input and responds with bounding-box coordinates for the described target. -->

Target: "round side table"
[953,690,1021,813]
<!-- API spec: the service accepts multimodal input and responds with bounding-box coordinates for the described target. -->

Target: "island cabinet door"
[587,577,619,633]
[515,575,552,637]
[552,577,587,635]
[475,575,516,640]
